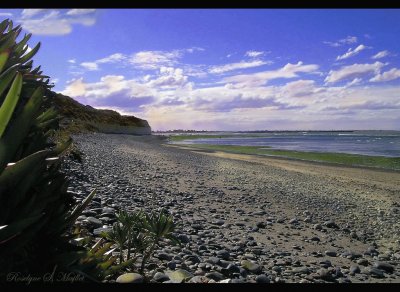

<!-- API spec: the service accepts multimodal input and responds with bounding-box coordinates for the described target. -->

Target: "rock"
[373,261,394,273]
[350,265,360,274]
[221,263,240,275]
[231,278,245,283]
[291,267,310,274]
[310,236,320,242]
[314,224,323,230]
[153,272,170,282]
[205,271,225,281]
[188,276,209,283]
[157,253,173,261]
[167,261,176,270]
[256,222,266,228]
[86,217,103,228]
[93,227,112,236]
[357,259,369,266]
[325,250,337,257]
[317,268,334,281]
[324,220,339,229]
[178,234,190,244]
[213,219,225,226]
[216,250,230,260]
[367,267,385,278]
[207,257,220,265]
[218,279,232,283]
[116,273,144,283]
[289,218,298,224]
[255,274,270,283]
[241,260,262,274]
[166,269,194,283]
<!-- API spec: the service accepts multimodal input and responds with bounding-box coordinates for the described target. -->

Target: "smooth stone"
[116,273,144,283]
[153,272,170,282]
[350,265,360,274]
[218,279,232,283]
[205,271,225,281]
[167,261,176,270]
[157,253,173,261]
[178,234,191,244]
[255,274,270,283]
[292,267,310,274]
[324,220,339,229]
[373,261,394,273]
[216,250,230,260]
[207,257,221,265]
[86,217,103,228]
[166,269,194,283]
[357,259,369,266]
[93,227,112,236]
[188,276,209,283]
[314,224,323,230]
[368,267,385,278]
[241,260,262,274]
[325,250,337,257]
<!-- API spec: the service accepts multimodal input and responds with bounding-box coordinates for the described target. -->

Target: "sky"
[1,8,400,131]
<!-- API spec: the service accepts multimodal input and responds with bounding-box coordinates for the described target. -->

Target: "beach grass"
[178,144,400,170]
[168,134,263,142]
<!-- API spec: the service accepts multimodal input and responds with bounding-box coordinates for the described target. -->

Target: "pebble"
[116,273,144,283]
[153,272,170,282]
[373,262,394,273]
[241,260,262,274]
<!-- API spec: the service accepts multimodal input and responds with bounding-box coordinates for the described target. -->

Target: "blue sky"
[1,9,400,130]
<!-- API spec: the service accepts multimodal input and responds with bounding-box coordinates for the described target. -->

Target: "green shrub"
[0,18,111,282]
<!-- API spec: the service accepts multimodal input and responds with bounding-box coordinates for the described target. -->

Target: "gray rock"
[314,224,323,230]
[153,272,170,282]
[350,265,360,274]
[116,273,144,283]
[205,271,225,281]
[368,267,385,278]
[218,279,232,283]
[207,257,220,265]
[255,274,270,283]
[157,253,173,261]
[188,276,209,283]
[167,261,176,270]
[291,267,310,274]
[86,217,103,228]
[178,234,190,244]
[324,220,339,229]
[357,258,369,266]
[325,250,337,257]
[373,261,394,273]
[216,249,230,260]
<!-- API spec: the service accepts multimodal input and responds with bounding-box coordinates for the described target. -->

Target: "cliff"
[47,92,152,135]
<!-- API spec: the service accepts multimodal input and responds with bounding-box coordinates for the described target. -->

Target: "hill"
[47,92,151,135]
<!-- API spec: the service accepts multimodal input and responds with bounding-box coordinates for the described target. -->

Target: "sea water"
[173,131,400,157]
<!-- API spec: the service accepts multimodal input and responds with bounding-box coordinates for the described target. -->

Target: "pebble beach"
[63,133,400,283]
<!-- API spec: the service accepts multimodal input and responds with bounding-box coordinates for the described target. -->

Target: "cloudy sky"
[1,9,400,130]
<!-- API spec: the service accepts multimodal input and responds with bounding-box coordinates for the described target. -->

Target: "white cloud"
[223,61,319,86]
[80,62,99,71]
[19,9,97,36]
[66,9,96,16]
[209,60,271,74]
[147,67,188,88]
[68,59,76,64]
[323,36,358,47]
[325,62,385,84]
[245,50,266,58]
[345,78,362,87]
[0,12,13,17]
[336,44,367,60]
[21,9,46,19]
[370,68,400,82]
[79,53,127,71]
[130,50,182,70]
[371,50,390,59]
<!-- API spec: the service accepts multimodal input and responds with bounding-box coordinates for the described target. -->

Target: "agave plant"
[140,208,180,273]
[0,18,110,281]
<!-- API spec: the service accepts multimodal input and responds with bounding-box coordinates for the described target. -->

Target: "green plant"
[101,208,180,275]
[0,18,109,281]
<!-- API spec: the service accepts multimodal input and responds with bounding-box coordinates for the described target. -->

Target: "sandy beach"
[64,133,400,283]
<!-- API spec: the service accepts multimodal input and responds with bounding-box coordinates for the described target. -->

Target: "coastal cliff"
[47,93,152,135]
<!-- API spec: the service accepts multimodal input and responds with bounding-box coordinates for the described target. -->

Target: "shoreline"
[165,143,400,174]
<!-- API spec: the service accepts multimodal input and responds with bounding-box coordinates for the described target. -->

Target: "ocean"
[170,131,400,158]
